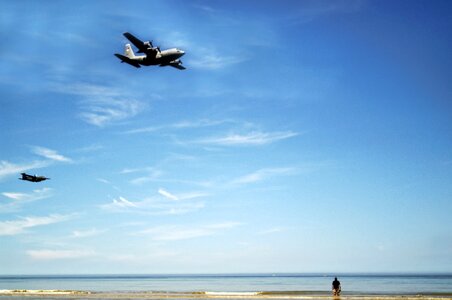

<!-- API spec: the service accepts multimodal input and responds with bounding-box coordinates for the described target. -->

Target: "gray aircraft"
[115,32,186,70]
[19,173,50,182]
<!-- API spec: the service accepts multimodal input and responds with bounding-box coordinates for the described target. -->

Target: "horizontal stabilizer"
[114,53,141,68]
[170,63,186,70]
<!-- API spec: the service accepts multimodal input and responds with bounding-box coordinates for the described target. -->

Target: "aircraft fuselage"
[132,48,185,66]
[19,173,49,182]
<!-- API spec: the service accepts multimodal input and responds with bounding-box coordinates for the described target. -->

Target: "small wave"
[201,291,261,296]
[0,289,90,295]
[197,291,328,298]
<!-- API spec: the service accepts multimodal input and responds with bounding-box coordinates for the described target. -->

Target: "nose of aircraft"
[179,50,185,56]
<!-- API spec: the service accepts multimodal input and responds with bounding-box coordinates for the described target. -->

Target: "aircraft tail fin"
[124,43,136,58]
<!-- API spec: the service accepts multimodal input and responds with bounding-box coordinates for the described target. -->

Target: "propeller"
[137,41,154,53]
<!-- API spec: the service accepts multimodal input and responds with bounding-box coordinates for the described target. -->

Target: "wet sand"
[1,290,452,300]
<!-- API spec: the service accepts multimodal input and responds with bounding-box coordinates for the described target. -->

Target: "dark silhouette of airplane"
[115,32,186,69]
[19,173,50,182]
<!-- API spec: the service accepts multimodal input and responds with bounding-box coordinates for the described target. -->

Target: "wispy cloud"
[197,131,298,146]
[177,191,210,200]
[20,27,99,48]
[54,32,97,47]
[105,249,179,263]
[75,144,104,153]
[0,146,72,181]
[158,188,179,201]
[96,178,121,192]
[71,228,107,238]
[0,188,54,213]
[100,193,205,215]
[189,54,246,70]
[52,83,146,127]
[80,98,144,127]
[130,175,163,186]
[97,178,111,184]
[124,119,230,134]
[157,188,209,202]
[2,188,53,202]
[290,0,366,24]
[0,214,74,236]
[27,249,96,260]
[0,160,49,180]
[121,167,164,185]
[96,178,121,191]
[101,196,138,211]
[231,168,296,185]
[192,4,218,14]
[258,227,286,235]
[139,222,241,241]
[191,4,241,28]
[169,28,246,70]
[31,146,72,162]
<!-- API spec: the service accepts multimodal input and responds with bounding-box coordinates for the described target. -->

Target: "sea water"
[0,274,451,295]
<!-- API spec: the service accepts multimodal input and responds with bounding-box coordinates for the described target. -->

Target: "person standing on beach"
[332,277,341,296]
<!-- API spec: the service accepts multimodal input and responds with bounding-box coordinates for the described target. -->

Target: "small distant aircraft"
[115,32,186,70]
[19,173,50,182]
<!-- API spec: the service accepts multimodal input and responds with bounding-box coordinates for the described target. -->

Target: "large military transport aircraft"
[19,173,50,182]
[115,32,186,70]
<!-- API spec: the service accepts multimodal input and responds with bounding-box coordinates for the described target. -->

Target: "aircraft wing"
[123,32,158,57]
[114,54,141,68]
[123,32,147,52]
[160,60,186,70]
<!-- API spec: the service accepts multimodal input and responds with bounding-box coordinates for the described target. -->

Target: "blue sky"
[0,0,451,274]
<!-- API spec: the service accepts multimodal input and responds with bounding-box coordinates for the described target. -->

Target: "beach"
[1,290,452,299]
[1,274,451,300]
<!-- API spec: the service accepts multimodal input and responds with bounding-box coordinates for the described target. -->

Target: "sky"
[0,0,451,274]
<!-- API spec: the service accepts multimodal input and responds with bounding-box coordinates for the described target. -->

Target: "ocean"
[0,274,451,295]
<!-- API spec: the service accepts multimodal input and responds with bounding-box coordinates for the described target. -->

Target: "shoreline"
[1,290,452,299]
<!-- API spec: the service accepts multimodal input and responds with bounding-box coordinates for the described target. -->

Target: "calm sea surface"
[0,274,451,294]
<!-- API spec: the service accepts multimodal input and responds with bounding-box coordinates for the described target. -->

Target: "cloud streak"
[189,54,246,70]
[290,0,366,24]
[53,83,146,127]
[103,196,138,210]
[2,188,53,202]
[100,193,205,215]
[157,188,209,202]
[120,166,164,185]
[196,131,298,146]
[0,146,72,181]
[139,222,242,241]
[0,214,74,236]
[72,228,107,238]
[231,168,296,185]
[124,119,230,134]
[158,188,179,201]
[258,227,286,235]
[27,249,96,260]
[0,160,49,180]
[31,146,72,162]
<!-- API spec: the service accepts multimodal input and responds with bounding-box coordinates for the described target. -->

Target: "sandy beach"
[1,290,452,300]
